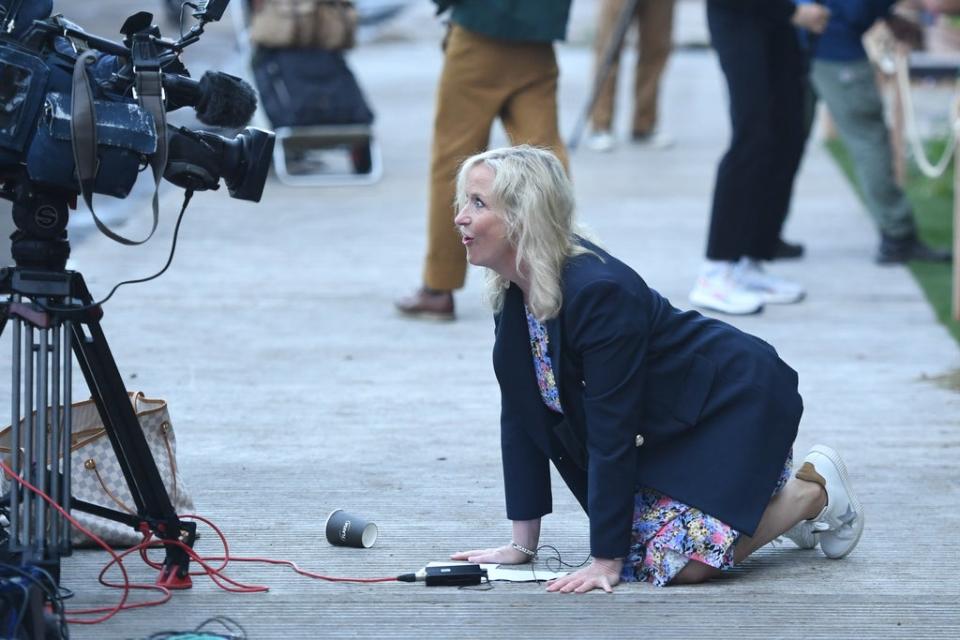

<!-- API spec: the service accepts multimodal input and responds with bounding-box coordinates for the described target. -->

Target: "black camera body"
[0,0,272,214]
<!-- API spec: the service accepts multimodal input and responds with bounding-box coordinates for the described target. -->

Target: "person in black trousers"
[689,0,830,315]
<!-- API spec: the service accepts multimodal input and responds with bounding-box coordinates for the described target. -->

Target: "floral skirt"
[621,450,794,587]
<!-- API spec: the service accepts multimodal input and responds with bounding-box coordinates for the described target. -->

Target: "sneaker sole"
[807,444,865,559]
[758,290,806,305]
[688,290,764,316]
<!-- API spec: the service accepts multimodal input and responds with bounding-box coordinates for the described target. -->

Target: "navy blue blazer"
[492,242,802,559]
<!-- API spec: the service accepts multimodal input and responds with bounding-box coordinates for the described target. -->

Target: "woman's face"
[454,164,517,278]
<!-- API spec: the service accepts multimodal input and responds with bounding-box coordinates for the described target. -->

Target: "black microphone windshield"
[195,71,258,129]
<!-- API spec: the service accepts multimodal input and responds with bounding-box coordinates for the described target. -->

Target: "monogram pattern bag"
[249,0,358,50]
[1,392,194,547]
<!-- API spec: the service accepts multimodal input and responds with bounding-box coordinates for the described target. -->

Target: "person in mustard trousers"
[394,0,572,321]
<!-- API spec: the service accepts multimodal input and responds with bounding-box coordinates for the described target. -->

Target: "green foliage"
[826,137,959,345]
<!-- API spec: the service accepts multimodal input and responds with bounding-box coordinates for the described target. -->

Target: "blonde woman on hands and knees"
[449,145,864,592]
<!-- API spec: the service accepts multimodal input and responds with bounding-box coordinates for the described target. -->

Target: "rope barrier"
[890,44,960,179]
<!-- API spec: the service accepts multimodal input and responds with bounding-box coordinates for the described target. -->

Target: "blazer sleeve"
[565,280,648,559]
[500,400,553,521]
[494,311,553,521]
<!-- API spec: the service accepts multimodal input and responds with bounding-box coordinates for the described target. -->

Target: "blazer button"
[580,380,586,387]
[635,434,644,447]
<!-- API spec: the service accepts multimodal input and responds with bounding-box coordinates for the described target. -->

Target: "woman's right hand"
[450,544,531,565]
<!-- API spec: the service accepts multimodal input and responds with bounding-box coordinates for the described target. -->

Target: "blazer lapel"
[498,283,563,400]
[546,315,563,396]
[496,284,532,374]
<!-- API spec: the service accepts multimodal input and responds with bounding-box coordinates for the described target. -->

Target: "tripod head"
[5,185,72,272]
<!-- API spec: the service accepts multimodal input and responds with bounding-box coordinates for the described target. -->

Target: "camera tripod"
[0,191,195,587]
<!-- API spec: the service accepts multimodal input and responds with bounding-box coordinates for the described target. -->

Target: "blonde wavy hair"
[455,145,591,320]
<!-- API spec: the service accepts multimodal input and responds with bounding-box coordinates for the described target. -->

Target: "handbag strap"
[83,458,137,515]
[159,421,178,501]
[80,419,178,509]
[71,427,108,451]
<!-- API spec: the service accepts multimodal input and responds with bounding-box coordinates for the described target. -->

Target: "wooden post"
[954,115,960,321]
[891,46,908,187]
[954,95,960,321]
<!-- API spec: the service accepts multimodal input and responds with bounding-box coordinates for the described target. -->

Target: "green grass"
[826,138,959,345]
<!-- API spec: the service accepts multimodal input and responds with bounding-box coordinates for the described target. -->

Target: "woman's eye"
[474,198,485,208]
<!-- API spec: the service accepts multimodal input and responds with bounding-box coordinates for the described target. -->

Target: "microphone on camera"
[163,71,258,129]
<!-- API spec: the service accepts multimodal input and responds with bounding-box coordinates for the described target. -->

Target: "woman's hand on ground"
[545,557,623,594]
[450,544,530,565]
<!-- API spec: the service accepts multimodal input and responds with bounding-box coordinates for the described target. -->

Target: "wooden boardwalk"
[3,9,959,638]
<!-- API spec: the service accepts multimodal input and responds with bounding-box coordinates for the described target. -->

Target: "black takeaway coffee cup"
[325,509,379,548]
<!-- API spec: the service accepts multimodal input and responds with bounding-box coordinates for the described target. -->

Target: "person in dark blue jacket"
[450,145,865,591]
[801,0,951,263]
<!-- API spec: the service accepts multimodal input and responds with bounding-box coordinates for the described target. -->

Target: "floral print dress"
[524,307,793,587]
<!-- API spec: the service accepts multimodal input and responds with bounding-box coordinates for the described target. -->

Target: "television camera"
[0,1,274,635]
[0,0,274,265]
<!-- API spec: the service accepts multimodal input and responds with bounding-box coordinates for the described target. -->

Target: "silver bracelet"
[510,541,536,558]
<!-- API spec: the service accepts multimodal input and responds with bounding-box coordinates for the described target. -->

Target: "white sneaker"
[781,520,818,549]
[733,257,805,304]
[689,263,764,315]
[586,130,616,153]
[800,445,865,559]
[633,130,674,150]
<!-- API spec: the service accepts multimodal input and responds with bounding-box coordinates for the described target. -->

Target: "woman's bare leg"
[733,476,826,562]
[670,477,826,585]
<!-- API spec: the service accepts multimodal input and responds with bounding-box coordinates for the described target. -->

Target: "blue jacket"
[799,0,897,61]
[493,242,802,558]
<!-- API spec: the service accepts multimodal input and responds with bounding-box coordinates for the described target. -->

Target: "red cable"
[2,461,401,628]
[142,515,398,587]
[87,541,172,612]
[202,555,400,583]
[0,460,140,624]
[182,514,398,583]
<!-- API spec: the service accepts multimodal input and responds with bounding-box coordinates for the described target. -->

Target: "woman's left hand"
[545,557,623,594]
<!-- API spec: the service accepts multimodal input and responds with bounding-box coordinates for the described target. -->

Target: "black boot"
[772,238,805,260]
[876,233,953,265]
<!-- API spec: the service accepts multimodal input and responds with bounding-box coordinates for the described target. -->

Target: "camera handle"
[0,266,196,587]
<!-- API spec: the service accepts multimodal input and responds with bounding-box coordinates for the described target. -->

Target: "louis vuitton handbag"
[249,0,358,50]
[0,392,194,547]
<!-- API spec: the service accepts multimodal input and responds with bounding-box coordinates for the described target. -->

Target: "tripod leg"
[5,269,195,586]
[71,321,173,517]
[69,282,195,587]
[5,302,71,581]
[8,299,22,550]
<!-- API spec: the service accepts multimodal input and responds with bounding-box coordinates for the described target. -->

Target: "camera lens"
[221,127,275,202]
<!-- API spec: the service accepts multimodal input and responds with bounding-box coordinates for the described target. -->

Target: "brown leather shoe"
[394,287,455,321]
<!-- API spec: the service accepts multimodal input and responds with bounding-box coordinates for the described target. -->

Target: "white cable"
[893,46,960,179]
